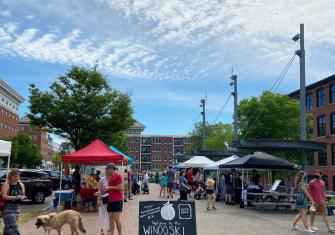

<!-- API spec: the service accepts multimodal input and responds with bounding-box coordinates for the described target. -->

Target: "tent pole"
[58,161,63,212]
[6,143,12,178]
[242,169,244,188]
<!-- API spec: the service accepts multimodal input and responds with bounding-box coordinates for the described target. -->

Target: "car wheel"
[63,183,70,190]
[33,191,45,204]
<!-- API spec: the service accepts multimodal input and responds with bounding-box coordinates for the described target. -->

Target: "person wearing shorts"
[105,163,124,235]
[308,170,335,233]
[166,166,175,198]
[206,177,217,211]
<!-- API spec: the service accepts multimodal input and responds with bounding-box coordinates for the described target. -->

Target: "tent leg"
[242,169,244,188]
[6,144,12,178]
[58,162,63,212]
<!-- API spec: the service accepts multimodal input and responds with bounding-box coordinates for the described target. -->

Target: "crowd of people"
[3,164,335,235]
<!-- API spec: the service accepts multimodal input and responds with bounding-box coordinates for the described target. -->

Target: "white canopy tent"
[203,155,239,170]
[0,140,12,175]
[183,156,214,168]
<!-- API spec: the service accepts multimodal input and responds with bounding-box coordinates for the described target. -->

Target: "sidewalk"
[20,184,334,235]
[20,193,140,235]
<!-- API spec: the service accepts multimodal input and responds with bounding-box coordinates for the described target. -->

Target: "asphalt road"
[20,192,54,213]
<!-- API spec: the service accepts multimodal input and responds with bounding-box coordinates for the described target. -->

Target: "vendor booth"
[220,152,297,212]
[0,140,12,175]
[183,155,214,168]
[109,145,134,165]
[57,139,128,211]
[204,155,239,170]
[220,151,297,170]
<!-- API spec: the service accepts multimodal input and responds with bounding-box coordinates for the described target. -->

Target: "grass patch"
[0,210,39,235]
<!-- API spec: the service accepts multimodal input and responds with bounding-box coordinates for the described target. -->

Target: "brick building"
[289,74,335,190]
[126,122,192,173]
[0,80,25,138]
[19,115,49,159]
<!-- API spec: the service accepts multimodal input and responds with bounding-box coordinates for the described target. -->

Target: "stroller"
[194,183,205,200]
[142,181,149,194]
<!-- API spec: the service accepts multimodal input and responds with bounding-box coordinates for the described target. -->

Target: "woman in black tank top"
[1,169,26,235]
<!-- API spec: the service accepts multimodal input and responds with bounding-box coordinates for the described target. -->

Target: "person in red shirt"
[186,168,194,198]
[308,170,335,233]
[105,163,124,235]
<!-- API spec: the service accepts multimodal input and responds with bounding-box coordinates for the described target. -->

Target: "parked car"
[0,169,53,204]
[40,170,72,190]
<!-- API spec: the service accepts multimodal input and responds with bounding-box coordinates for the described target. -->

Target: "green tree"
[188,122,233,153]
[28,65,134,150]
[238,91,312,140]
[9,134,42,168]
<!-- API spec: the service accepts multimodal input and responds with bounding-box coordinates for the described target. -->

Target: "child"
[160,172,168,198]
[195,183,205,200]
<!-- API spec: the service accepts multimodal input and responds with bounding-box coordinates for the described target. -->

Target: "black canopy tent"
[220,152,297,189]
[219,151,297,170]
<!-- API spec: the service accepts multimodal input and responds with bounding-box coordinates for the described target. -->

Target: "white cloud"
[0,11,11,17]
[25,15,35,20]
[0,25,162,79]
[0,0,335,81]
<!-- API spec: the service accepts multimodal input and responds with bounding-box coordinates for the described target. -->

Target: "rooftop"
[288,74,335,97]
[129,121,146,129]
[0,79,25,103]
[19,115,31,124]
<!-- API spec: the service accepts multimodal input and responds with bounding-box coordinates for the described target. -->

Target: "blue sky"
[0,0,334,136]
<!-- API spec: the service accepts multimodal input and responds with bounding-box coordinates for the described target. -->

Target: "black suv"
[40,170,72,190]
[0,169,53,204]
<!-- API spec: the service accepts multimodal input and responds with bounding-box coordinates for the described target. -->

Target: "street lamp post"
[293,23,307,170]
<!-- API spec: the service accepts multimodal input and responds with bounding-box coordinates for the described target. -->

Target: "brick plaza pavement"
[20,184,335,235]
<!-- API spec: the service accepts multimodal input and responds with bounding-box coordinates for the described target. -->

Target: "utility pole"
[200,98,206,150]
[293,23,307,170]
[230,75,238,142]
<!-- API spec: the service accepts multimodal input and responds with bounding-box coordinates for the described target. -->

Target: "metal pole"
[58,161,63,212]
[298,23,307,171]
[231,75,238,142]
[201,99,206,151]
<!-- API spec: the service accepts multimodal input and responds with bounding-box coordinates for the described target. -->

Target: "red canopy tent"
[57,139,128,211]
[62,139,128,165]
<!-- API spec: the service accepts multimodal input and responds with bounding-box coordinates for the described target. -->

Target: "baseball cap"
[106,163,116,170]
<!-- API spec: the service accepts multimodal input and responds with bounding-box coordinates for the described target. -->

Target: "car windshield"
[50,172,60,177]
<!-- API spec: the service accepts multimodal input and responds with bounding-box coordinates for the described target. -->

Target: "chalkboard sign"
[139,201,197,235]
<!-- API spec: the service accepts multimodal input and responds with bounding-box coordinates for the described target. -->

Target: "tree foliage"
[28,65,134,150]
[188,122,233,153]
[238,91,312,140]
[9,134,42,168]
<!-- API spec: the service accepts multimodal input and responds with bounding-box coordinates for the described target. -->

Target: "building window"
[142,138,150,145]
[318,151,327,166]
[317,115,326,137]
[174,138,182,145]
[152,138,161,144]
[332,113,335,135]
[307,152,314,166]
[332,145,335,166]
[330,83,335,103]
[174,147,182,154]
[141,146,150,153]
[317,88,325,107]
[135,146,139,152]
[306,93,312,110]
